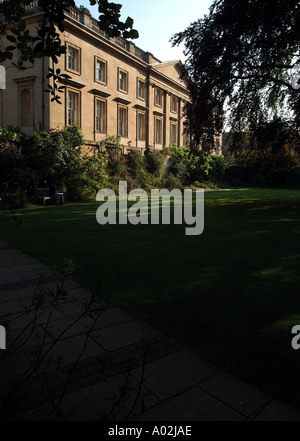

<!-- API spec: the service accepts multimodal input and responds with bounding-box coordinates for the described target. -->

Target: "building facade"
[0,4,192,154]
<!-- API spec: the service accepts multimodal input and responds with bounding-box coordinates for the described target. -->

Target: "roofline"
[151,60,182,67]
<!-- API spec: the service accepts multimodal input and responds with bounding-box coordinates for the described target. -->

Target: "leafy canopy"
[173,0,300,151]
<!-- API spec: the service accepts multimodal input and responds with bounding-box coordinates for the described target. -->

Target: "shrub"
[0,127,24,146]
[165,146,224,186]
[192,181,218,189]
[136,169,162,191]
[23,127,83,188]
[66,175,99,201]
[1,192,27,209]
[81,154,111,189]
[208,155,226,183]
[127,150,144,177]
[144,151,165,178]
[111,173,138,192]
[60,125,84,149]
[166,145,189,184]
[0,135,29,195]
[162,174,183,190]
[106,147,128,177]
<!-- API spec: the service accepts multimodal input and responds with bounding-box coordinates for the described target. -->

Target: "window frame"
[154,117,162,144]
[154,87,163,108]
[95,57,107,85]
[118,105,128,138]
[66,43,81,75]
[170,121,178,145]
[137,111,146,141]
[95,98,107,134]
[118,68,129,94]
[137,78,146,101]
[66,89,81,127]
[170,95,178,113]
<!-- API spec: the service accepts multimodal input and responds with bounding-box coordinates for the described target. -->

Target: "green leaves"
[173,0,300,150]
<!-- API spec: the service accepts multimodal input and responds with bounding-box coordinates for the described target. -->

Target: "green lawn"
[1,188,300,404]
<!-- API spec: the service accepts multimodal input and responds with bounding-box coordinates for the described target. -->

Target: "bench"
[37,188,66,206]
[37,188,53,206]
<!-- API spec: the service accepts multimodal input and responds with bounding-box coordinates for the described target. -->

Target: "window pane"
[119,107,127,136]
[171,124,177,144]
[138,113,144,140]
[97,61,105,82]
[155,89,162,106]
[155,119,161,143]
[119,71,127,91]
[96,101,105,132]
[171,96,177,112]
[68,92,77,125]
[138,80,144,99]
[68,48,78,71]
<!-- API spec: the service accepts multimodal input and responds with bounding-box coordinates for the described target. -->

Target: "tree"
[0,0,138,102]
[172,0,300,152]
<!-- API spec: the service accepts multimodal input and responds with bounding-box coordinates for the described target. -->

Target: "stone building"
[0,4,192,154]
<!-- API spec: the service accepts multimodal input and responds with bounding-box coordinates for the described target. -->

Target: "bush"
[1,192,27,209]
[225,163,300,187]
[165,146,224,186]
[192,181,218,189]
[60,125,84,149]
[81,154,111,189]
[106,147,128,177]
[0,133,30,195]
[166,145,189,184]
[23,127,83,189]
[127,150,144,177]
[111,173,138,193]
[136,169,162,191]
[0,127,24,146]
[208,155,226,183]
[144,151,165,178]
[67,153,114,201]
[162,174,183,190]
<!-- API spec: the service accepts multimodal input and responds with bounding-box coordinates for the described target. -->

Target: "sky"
[77,0,212,62]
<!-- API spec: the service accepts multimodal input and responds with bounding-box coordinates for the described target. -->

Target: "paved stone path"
[0,240,299,421]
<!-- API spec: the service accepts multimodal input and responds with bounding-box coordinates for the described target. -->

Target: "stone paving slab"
[253,400,300,421]
[48,373,147,421]
[1,241,300,421]
[91,320,161,352]
[132,387,245,421]
[199,371,272,417]
[131,350,221,405]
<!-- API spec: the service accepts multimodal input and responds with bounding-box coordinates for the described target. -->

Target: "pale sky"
[77,0,212,62]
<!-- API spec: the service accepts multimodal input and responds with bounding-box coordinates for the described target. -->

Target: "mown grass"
[0,188,300,404]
